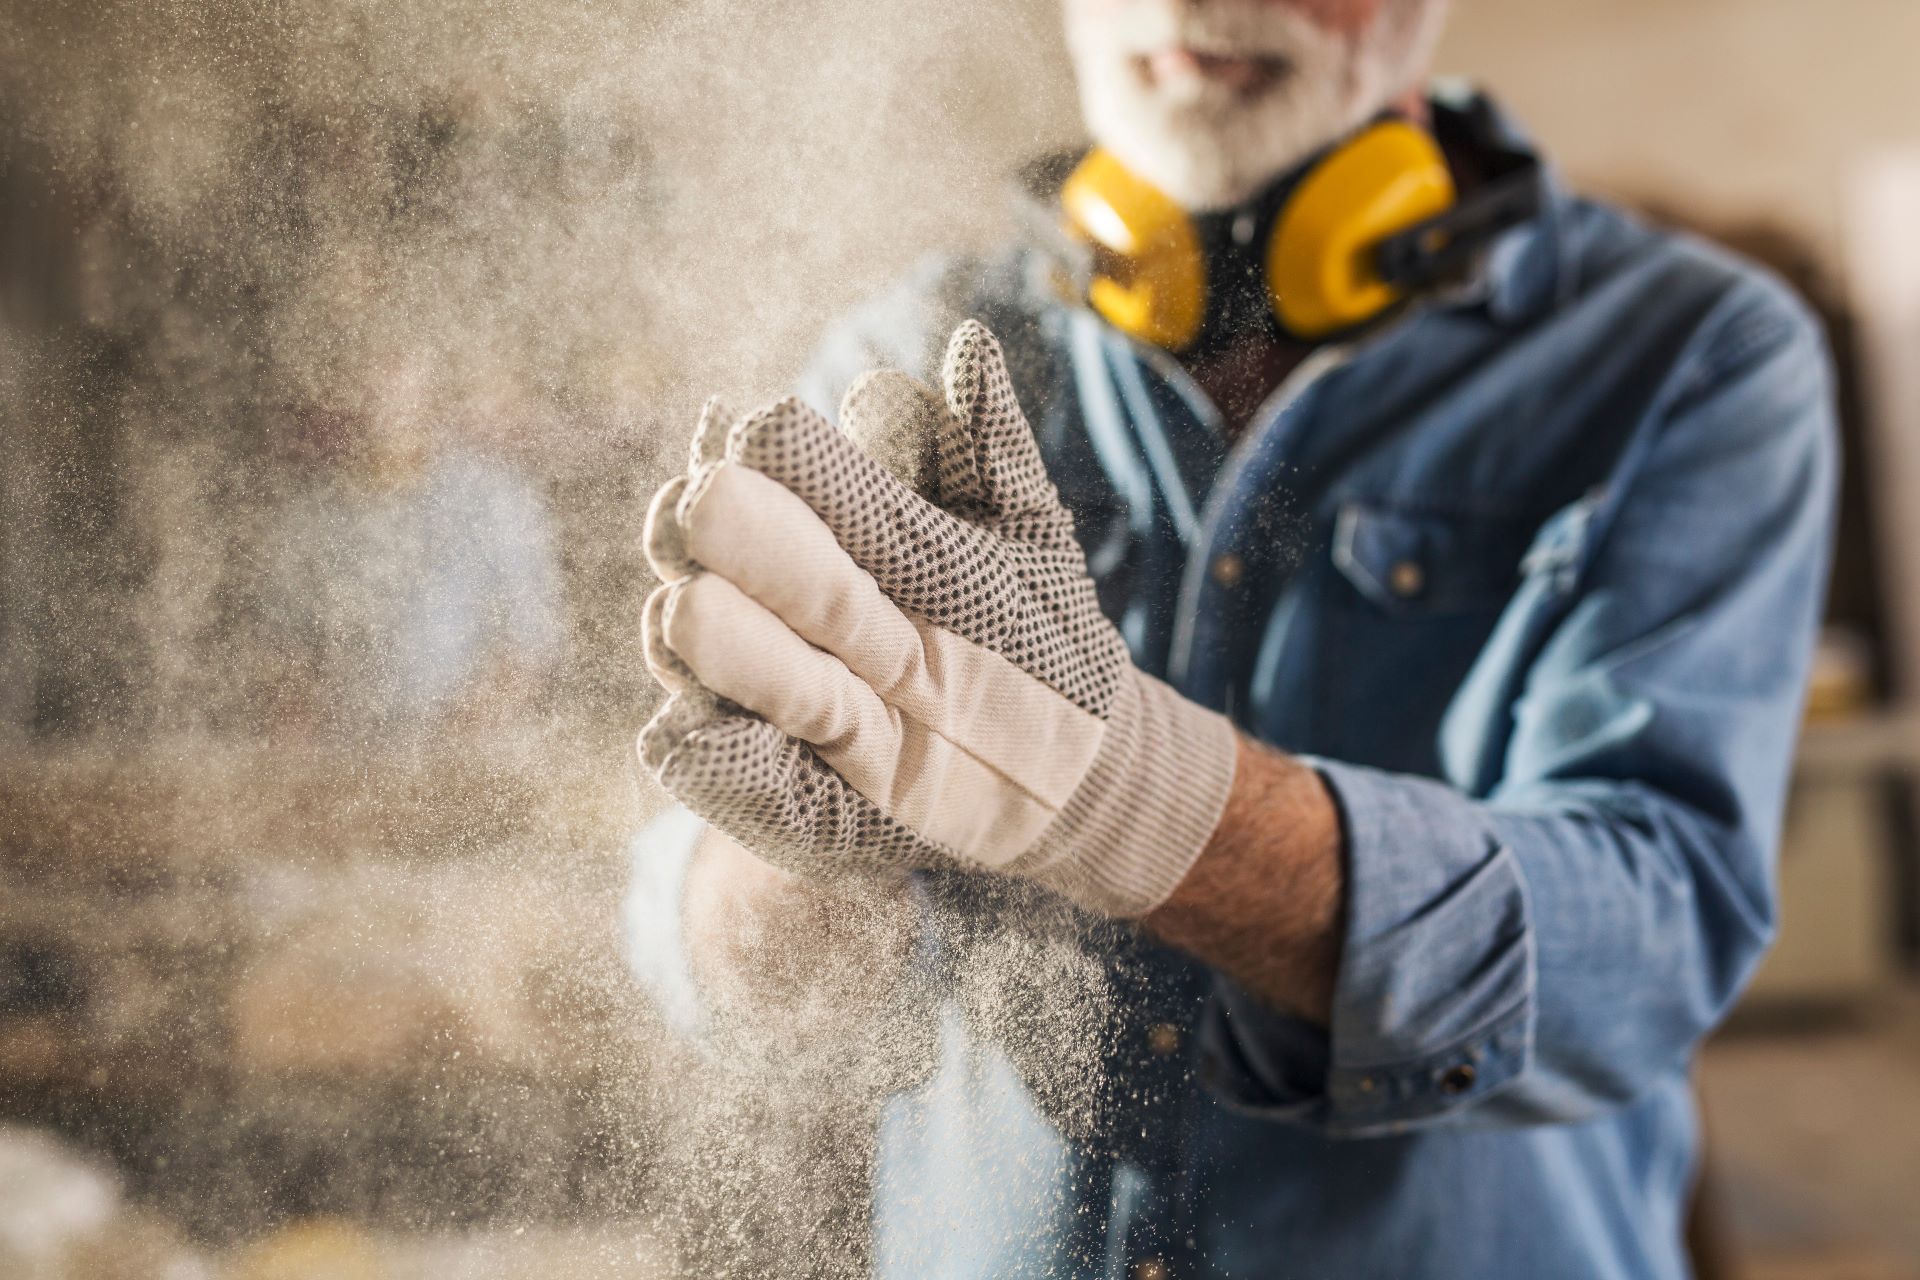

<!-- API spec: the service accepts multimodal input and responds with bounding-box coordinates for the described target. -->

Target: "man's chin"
[1087,95,1353,211]
[1069,4,1440,212]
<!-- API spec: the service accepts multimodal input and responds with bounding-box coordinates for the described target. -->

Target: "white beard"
[1064,0,1448,211]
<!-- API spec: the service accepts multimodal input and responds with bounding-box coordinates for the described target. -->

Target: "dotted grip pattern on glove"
[639,322,1238,917]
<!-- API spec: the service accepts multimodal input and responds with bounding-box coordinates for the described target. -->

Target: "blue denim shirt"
[631,98,1836,1279]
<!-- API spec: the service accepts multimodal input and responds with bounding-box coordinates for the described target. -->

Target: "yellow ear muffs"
[1060,148,1208,352]
[1060,120,1460,349]
[1266,120,1457,339]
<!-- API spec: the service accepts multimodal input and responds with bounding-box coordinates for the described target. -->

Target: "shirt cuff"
[1198,758,1535,1135]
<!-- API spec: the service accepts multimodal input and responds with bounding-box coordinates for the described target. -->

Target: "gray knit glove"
[639,321,1238,917]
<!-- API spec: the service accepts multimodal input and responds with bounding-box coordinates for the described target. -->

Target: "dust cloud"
[0,0,1124,1275]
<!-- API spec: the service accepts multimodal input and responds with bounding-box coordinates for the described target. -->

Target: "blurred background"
[1,0,1917,1276]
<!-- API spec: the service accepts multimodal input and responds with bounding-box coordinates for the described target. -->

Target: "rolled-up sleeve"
[1202,284,1837,1134]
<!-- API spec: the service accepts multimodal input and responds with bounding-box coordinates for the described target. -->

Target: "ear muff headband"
[1061,120,1462,348]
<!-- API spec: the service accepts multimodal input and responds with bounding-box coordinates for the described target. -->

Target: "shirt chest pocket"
[1331,501,1530,618]
[1291,502,1534,770]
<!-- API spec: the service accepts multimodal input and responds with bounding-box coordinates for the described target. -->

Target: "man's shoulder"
[796,247,1059,413]
[1545,196,1835,507]
[1561,195,1825,373]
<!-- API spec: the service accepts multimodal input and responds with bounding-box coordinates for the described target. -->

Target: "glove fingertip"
[641,581,696,693]
[936,320,1057,519]
[692,395,739,467]
[638,689,704,772]
[940,319,1006,421]
[839,369,943,498]
[728,394,922,524]
[726,395,831,465]
[643,473,697,581]
[652,715,797,835]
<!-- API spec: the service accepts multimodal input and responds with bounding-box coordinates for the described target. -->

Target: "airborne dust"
[0,0,1136,1275]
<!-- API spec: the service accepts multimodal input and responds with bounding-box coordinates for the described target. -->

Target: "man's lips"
[1141,47,1286,93]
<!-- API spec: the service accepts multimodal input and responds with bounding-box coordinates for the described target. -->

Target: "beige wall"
[1437,0,1920,273]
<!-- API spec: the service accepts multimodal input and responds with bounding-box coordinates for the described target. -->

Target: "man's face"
[1063,0,1451,211]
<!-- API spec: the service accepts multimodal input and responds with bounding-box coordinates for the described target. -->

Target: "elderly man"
[629,0,1836,1275]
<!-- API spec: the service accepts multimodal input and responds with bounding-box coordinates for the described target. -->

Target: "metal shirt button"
[1210,552,1245,589]
[1439,1062,1477,1095]
[1147,1022,1182,1057]
[1388,558,1425,598]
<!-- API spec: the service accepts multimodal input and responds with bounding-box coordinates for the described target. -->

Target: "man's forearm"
[1142,733,1346,1025]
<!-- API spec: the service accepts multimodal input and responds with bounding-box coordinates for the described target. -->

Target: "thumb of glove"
[935,320,1066,523]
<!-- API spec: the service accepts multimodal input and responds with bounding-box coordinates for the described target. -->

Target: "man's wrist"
[1142,734,1346,1025]
[1025,671,1240,918]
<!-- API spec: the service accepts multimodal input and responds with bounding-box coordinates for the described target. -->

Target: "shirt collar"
[1432,82,1578,328]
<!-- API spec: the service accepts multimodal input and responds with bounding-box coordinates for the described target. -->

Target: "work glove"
[639,321,1238,917]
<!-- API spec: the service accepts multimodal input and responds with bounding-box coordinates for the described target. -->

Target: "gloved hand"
[639,321,1238,917]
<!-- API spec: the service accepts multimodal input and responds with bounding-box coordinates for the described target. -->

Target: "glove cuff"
[1031,673,1239,918]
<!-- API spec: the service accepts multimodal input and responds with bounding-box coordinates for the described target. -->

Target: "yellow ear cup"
[1061,149,1208,351]
[1267,121,1457,339]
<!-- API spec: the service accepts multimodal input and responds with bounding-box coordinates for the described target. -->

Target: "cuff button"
[1439,1062,1477,1095]
[1146,1023,1182,1057]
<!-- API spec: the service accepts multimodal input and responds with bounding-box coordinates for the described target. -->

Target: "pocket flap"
[1332,502,1527,616]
